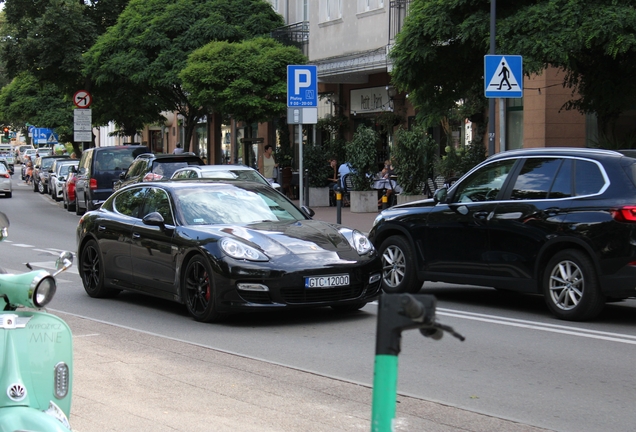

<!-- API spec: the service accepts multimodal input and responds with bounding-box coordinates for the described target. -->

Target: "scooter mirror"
[55,251,74,272]
[0,211,9,241]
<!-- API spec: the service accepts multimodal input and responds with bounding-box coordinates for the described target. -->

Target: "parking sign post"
[287,65,318,207]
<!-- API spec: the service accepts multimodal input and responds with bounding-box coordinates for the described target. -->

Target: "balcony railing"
[389,0,412,43]
[271,21,309,56]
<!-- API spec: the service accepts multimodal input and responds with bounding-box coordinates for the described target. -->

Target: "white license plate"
[305,274,350,289]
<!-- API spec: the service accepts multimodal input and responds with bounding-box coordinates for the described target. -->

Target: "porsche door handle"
[132,232,141,239]
[98,225,106,231]
[473,211,490,220]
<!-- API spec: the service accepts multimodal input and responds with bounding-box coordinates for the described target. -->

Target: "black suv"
[113,153,204,191]
[33,155,69,194]
[75,145,150,214]
[369,148,636,321]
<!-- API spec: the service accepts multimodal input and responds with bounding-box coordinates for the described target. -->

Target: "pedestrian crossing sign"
[484,55,523,98]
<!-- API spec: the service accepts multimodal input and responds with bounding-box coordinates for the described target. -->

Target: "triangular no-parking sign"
[484,55,523,98]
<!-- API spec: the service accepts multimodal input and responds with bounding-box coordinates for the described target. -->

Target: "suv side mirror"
[433,187,448,204]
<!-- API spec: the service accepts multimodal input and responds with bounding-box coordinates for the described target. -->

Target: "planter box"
[396,194,428,205]
[350,190,378,213]
[308,187,330,207]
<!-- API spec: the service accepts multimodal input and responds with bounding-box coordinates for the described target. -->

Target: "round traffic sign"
[73,90,92,108]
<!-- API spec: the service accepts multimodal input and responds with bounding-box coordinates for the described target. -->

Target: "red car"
[63,170,78,212]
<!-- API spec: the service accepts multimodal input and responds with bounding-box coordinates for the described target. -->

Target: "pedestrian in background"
[262,144,278,183]
[173,142,184,154]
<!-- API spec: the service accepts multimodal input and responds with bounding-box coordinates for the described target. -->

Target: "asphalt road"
[2,177,636,432]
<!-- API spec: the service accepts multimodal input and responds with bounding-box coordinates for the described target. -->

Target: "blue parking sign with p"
[287,65,317,107]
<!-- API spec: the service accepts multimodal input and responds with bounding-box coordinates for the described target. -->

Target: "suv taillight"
[0,172,9,178]
[611,206,636,222]
[89,178,97,190]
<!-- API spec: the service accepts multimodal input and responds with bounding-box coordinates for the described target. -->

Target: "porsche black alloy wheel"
[543,249,605,321]
[379,236,420,294]
[80,239,119,298]
[184,255,223,322]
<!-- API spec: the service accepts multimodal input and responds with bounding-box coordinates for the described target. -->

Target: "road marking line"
[437,310,636,345]
[11,244,35,248]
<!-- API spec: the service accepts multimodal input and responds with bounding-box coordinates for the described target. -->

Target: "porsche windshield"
[175,186,306,226]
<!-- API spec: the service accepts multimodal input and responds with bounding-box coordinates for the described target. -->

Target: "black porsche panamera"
[76,180,382,322]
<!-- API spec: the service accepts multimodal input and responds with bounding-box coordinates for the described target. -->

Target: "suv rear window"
[95,148,146,172]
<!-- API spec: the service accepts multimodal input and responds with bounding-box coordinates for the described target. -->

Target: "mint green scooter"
[0,212,74,431]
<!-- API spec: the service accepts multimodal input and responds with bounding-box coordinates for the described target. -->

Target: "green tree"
[0,72,74,145]
[392,126,438,195]
[181,37,306,126]
[84,0,285,150]
[345,125,378,191]
[390,0,636,137]
[1,0,129,92]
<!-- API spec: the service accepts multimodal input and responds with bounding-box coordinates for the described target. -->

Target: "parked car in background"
[33,154,69,194]
[114,153,204,191]
[171,164,282,191]
[0,162,11,197]
[49,159,79,201]
[63,169,79,212]
[369,147,636,321]
[74,145,150,214]
[15,144,34,162]
[20,148,38,165]
[77,180,381,322]
[0,144,15,174]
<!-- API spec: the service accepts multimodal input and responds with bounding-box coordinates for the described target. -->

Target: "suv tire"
[543,249,605,321]
[378,236,421,294]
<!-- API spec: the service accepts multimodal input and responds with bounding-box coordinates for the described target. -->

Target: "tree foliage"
[1,0,128,92]
[181,37,306,125]
[0,72,73,142]
[83,0,285,149]
[345,125,378,191]
[390,0,636,135]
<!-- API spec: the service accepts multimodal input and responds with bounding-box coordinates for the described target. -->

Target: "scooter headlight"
[33,276,56,307]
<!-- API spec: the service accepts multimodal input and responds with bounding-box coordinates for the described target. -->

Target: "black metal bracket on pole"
[375,294,465,356]
[371,294,464,431]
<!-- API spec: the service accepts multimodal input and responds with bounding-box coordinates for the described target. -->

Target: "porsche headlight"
[345,230,374,255]
[33,276,56,307]
[220,238,268,262]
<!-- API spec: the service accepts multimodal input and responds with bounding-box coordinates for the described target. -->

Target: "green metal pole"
[371,354,399,432]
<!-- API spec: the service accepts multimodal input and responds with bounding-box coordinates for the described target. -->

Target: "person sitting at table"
[377,159,396,207]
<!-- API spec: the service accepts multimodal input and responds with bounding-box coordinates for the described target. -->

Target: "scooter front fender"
[0,405,71,432]
[0,312,73,417]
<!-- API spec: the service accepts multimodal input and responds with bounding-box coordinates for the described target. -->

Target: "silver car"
[0,162,12,198]
[170,164,282,191]
[49,160,79,201]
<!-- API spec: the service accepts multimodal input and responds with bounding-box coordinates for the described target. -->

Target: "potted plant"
[345,125,379,213]
[303,143,331,207]
[392,126,438,204]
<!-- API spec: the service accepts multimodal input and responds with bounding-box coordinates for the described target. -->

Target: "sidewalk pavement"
[62,203,552,432]
[63,312,552,432]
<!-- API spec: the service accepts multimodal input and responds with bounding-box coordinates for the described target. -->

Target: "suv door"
[487,157,575,289]
[425,158,518,278]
